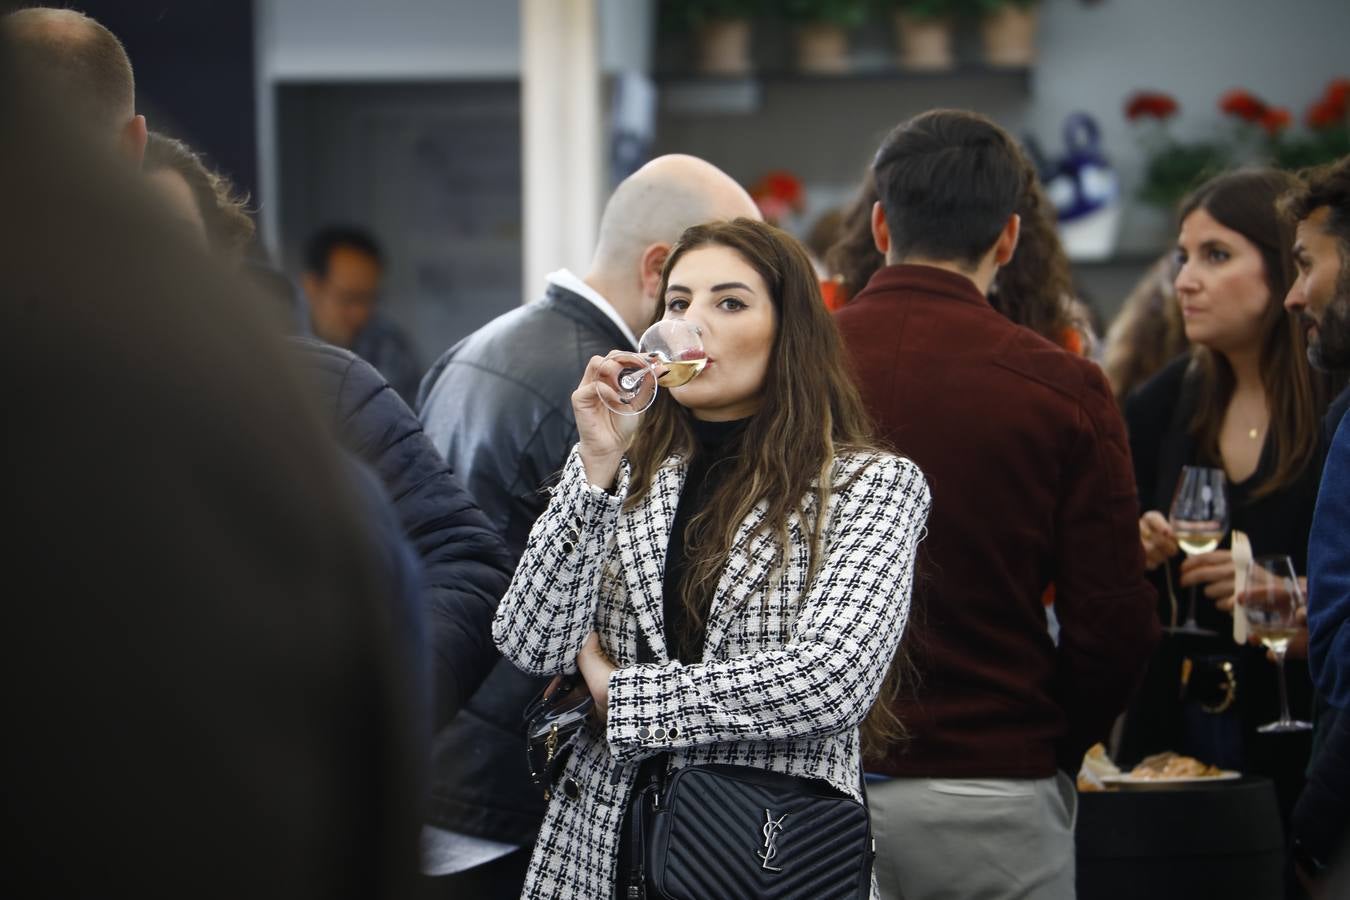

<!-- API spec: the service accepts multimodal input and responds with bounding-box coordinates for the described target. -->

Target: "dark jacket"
[5,76,426,895]
[416,283,633,843]
[352,311,423,405]
[1309,409,1350,711]
[835,264,1159,777]
[292,338,513,726]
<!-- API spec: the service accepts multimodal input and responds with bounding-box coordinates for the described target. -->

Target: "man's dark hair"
[872,109,1029,270]
[4,7,135,133]
[1280,155,1350,253]
[303,226,384,277]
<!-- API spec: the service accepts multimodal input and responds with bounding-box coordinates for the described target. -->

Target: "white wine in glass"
[1167,466,1229,636]
[596,319,706,416]
[1242,554,1312,733]
[653,353,707,387]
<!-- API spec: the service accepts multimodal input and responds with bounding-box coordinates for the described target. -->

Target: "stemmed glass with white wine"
[595,319,707,416]
[1167,466,1229,636]
[1241,554,1313,733]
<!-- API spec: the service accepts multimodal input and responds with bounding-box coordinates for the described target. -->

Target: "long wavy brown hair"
[623,217,908,758]
[1102,255,1189,403]
[1179,169,1327,498]
[988,178,1075,345]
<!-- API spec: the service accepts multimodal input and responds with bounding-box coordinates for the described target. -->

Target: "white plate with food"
[1099,771,1241,790]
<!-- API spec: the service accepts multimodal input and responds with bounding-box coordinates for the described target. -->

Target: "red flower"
[1220,89,1267,122]
[750,170,805,223]
[1259,107,1291,135]
[1325,78,1350,111]
[1307,98,1343,130]
[1125,91,1179,121]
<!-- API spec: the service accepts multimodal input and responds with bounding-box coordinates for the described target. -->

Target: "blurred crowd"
[5,7,1347,900]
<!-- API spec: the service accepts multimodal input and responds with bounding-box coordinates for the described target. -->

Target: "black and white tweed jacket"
[493,445,930,899]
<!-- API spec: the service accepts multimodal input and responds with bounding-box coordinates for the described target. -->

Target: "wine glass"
[1242,555,1313,733]
[1167,466,1229,636]
[595,319,706,416]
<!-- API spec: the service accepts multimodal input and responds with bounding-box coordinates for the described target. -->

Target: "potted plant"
[1219,80,1350,172]
[886,0,961,71]
[1275,79,1350,169]
[973,0,1040,67]
[1123,90,1230,208]
[780,0,870,74]
[660,0,764,76]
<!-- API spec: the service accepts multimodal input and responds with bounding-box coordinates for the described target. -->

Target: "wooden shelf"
[656,64,1031,87]
[656,64,1030,115]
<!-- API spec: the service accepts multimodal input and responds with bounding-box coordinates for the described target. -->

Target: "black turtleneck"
[660,416,749,664]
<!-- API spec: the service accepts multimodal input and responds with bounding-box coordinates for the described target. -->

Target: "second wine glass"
[1242,554,1313,733]
[1167,465,1229,636]
[596,319,706,416]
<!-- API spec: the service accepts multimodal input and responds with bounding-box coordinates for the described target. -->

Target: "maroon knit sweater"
[835,264,1159,778]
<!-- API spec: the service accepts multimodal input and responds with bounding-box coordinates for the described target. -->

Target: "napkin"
[1231,530,1251,645]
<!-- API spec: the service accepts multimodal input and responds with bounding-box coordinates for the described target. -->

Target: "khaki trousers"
[869,773,1078,900]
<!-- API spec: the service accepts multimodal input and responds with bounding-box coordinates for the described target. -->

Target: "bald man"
[4,6,146,164]
[414,154,758,898]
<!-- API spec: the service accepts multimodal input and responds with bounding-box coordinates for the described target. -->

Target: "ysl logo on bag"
[757,809,787,872]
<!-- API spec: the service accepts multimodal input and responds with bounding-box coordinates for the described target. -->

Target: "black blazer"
[415,284,635,844]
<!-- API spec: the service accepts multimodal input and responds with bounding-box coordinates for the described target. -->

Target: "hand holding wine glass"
[593,319,706,416]
[1167,466,1229,636]
[572,353,647,489]
[576,319,707,490]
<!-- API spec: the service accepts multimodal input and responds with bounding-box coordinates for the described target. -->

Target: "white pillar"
[521,0,602,298]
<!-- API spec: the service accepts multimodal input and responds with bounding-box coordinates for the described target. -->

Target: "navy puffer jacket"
[292,337,513,726]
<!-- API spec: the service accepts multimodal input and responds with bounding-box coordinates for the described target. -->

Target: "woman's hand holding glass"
[575,319,707,491]
[1139,510,1180,570]
[1181,550,1237,603]
[572,353,647,491]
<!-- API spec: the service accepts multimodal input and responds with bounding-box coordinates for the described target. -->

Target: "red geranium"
[1307,99,1342,130]
[1326,78,1350,110]
[1220,89,1267,122]
[1259,107,1292,135]
[1307,78,1349,130]
[1124,91,1179,121]
[749,170,805,224]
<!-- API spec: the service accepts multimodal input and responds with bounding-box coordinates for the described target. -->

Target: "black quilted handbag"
[634,762,874,900]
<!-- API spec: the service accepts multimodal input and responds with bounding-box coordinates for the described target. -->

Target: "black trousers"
[420,847,532,900]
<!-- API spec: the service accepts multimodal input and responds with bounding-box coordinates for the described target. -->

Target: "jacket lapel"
[615,457,685,661]
[702,500,775,660]
[703,489,817,660]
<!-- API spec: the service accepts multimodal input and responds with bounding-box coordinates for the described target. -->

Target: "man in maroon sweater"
[835,109,1158,899]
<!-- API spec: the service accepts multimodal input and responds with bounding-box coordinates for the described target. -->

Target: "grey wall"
[651,0,1350,317]
[277,83,522,367]
[256,0,1349,349]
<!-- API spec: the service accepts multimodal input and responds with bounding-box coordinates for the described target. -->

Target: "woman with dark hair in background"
[492,218,930,899]
[1123,168,1330,817]
[1103,255,1190,403]
[825,165,1086,353]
